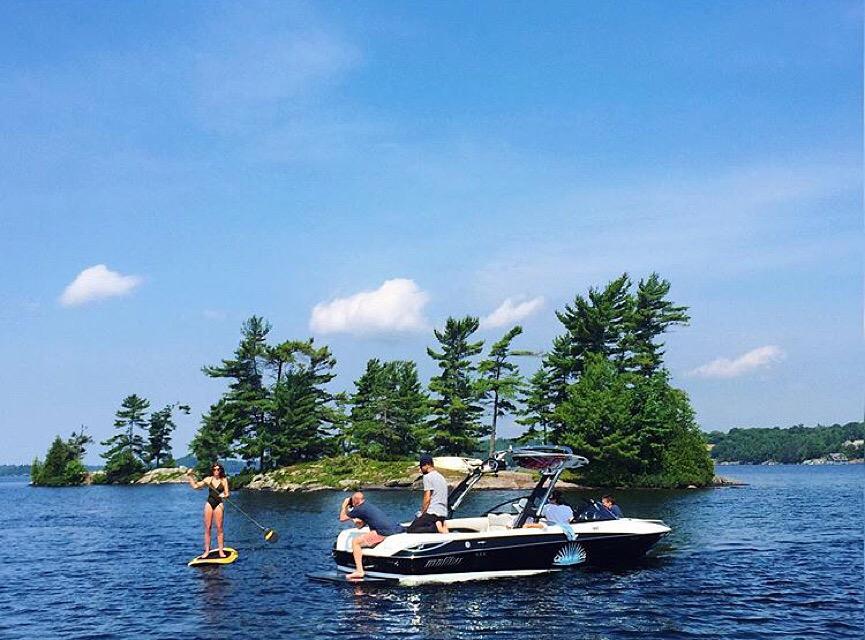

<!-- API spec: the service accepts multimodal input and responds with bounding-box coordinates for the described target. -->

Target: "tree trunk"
[489,390,499,457]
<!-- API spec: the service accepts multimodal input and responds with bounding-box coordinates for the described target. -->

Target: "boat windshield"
[574,500,618,522]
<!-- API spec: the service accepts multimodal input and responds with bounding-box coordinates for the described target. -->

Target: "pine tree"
[427,316,484,455]
[31,430,91,486]
[202,316,272,468]
[623,273,690,377]
[190,401,235,475]
[101,394,150,482]
[516,368,555,445]
[145,403,189,468]
[269,339,338,466]
[550,273,633,382]
[478,326,532,455]
[347,359,428,459]
[553,355,641,485]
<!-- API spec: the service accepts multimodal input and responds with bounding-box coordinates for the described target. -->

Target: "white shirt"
[423,469,449,517]
[542,503,574,525]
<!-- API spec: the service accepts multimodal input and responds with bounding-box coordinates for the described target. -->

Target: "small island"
[32,274,735,490]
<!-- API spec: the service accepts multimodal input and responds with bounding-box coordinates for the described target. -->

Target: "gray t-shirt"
[423,469,449,517]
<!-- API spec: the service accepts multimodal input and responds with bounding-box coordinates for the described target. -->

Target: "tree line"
[32,273,715,488]
[706,421,864,464]
[188,272,713,487]
[31,399,189,485]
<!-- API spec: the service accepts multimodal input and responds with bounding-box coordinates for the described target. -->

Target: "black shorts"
[407,512,446,533]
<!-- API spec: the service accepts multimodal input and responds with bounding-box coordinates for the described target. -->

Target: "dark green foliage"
[31,429,92,486]
[190,401,237,475]
[269,339,339,466]
[551,273,633,381]
[346,359,429,459]
[145,403,189,468]
[554,356,713,487]
[516,368,555,445]
[427,316,485,455]
[193,318,341,471]
[545,272,689,389]
[624,274,690,376]
[526,273,711,487]
[554,356,640,485]
[707,422,865,463]
[202,316,272,467]
[478,326,532,455]
[101,394,149,483]
[102,449,145,484]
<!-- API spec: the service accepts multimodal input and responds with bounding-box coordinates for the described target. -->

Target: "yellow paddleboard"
[188,547,239,567]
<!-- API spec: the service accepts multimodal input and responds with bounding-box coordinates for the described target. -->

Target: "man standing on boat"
[407,454,450,534]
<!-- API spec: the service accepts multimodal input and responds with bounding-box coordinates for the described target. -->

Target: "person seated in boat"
[406,454,450,534]
[602,495,623,518]
[524,490,573,528]
[339,491,405,581]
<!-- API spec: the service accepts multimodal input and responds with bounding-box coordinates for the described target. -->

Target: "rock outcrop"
[135,467,190,484]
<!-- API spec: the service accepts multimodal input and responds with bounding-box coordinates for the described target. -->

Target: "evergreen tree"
[190,401,235,475]
[478,326,531,455]
[542,274,711,487]
[202,316,272,468]
[392,360,430,452]
[623,273,690,376]
[427,316,484,455]
[101,394,149,483]
[31,429,92,486]
[553,355,640,484]
[347,359,428,459]
[516,368,555,445]
[67,426,93,460]
[269,339,338,466]
[145,403,189,468]
[549,273,633,385]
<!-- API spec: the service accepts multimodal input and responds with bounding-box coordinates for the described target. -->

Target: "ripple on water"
[1,466,862,640]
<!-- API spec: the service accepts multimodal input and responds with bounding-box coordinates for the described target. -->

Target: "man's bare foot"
[199,551,211,559]
[217,549,227,558]
[345,571,365,581]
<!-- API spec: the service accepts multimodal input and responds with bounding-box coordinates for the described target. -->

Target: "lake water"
[1,465,862,639]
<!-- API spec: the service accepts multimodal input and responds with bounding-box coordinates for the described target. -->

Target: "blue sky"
[1,1,861,463]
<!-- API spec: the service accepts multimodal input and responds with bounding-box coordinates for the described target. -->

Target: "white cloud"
[59,264,143,307]
[480,296,545,330]
[689,345,785,379]
[310,278,430,335]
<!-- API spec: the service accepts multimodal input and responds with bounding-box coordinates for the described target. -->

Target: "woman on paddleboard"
[186,463,230,558]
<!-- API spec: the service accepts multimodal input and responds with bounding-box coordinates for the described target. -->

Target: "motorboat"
[318,447,671,584]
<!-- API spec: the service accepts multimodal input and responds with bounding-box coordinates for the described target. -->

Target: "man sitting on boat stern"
[339,491,405,581]
[406,454,450,534]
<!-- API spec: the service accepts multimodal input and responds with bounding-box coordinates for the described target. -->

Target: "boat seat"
[487,513,514,530]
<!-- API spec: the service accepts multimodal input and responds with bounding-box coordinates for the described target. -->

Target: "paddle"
[218,492,279,544]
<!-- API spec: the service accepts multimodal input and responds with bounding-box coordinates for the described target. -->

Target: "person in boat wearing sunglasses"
[186,463,230,559]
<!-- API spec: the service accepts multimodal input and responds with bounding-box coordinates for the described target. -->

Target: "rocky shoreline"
[128,463,745,491]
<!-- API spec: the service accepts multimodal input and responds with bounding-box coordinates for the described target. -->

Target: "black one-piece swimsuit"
[206,482,223,509]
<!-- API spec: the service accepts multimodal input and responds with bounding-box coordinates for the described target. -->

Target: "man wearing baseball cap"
[407,454,450,534]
